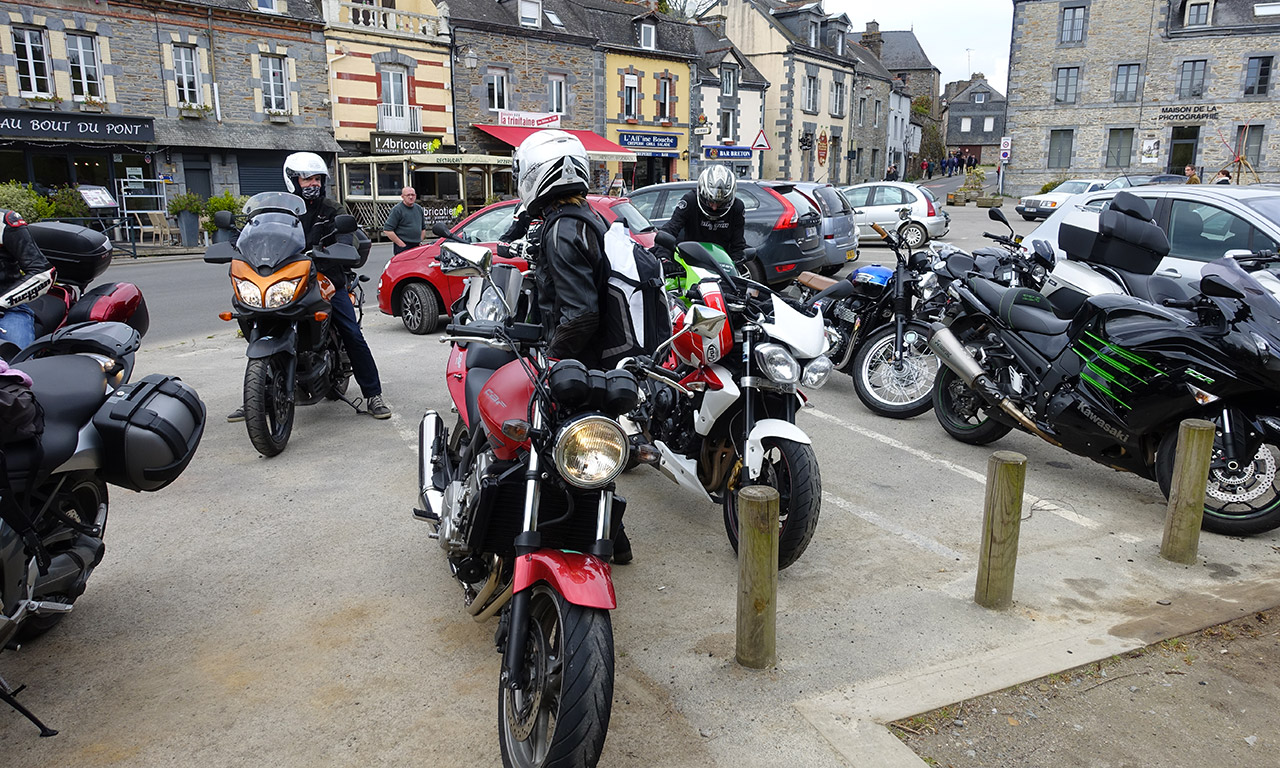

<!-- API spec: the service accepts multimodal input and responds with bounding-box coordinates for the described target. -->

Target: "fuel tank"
[478,358,536,460]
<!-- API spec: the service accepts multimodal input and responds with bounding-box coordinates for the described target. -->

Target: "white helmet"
[283,152,329,200]
[513,130,590,215]
[697,165,736,219]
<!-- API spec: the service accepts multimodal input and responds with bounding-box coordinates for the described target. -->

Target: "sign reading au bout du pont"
[0,109,154,141]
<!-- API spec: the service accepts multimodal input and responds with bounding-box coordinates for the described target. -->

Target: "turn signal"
[502,419,531,442]
[634,443,661,465]
[218,312,232,321]
[314,311,328,321]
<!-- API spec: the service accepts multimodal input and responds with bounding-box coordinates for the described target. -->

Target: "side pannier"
[93,374,206,491]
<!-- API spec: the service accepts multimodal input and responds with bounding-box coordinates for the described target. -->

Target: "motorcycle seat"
[797,272,837,292]
[971,278,1072,337]
[26,292,69,333]
[466,344,517,371]
[4,355,108,484]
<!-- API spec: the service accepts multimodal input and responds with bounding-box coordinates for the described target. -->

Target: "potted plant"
[79,95,107,113]
[24,94,62,110]
[167,191,205,247]
[202,190,247,239]
[265,107,291,123]
[178,101,213,119]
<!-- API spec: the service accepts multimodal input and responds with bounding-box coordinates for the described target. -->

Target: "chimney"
[702,15,727,39]
[861,21,882,60]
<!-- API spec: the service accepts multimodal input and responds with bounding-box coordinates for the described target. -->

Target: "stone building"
[690,22,769,180]
[868,24,941,120]
[943,74,1006,164]
[0,0,339,216]
[1006,0,1280,196]
[842,35,893,185]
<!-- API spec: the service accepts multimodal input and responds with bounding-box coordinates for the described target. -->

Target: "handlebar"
[870,223,889,239]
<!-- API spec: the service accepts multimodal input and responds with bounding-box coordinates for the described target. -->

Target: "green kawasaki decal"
[1072,331,1164,409]
[1185,368,1216,385]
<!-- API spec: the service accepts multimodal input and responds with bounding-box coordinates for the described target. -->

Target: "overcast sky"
[827,0,1015,96]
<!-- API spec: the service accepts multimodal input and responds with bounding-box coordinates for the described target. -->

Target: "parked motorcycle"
[625,232,830,569]
[2,321,205,735]
[205,192,366,457]
[416,240,666,767]
[929,196,1280,535]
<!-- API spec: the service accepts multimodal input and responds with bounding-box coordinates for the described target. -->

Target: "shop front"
[701,145,755,179]
[616,131,682,191]
[338,152,514,232]
[474,124,636,197]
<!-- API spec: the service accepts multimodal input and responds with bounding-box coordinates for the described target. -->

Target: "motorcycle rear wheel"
[851,321,939,419]
[1156,428,1280,536]
[932,366,1012,445]
[244,353,295,457]
[722,438,821,570]
[324,334,352,401]
[498,584,614,768]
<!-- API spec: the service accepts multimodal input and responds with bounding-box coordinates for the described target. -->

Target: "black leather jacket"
[0,209,52,296]
[300,196,355,287]
[533,200,605,367]
[658,190,747,263]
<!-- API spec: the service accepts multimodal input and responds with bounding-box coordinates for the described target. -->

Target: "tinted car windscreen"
[608,201,655,232]
[782,189,821,218]
[1244,196,1280,231]
[814,187,851,215]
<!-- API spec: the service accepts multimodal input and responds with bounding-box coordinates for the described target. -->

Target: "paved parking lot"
[4,199,1278,767]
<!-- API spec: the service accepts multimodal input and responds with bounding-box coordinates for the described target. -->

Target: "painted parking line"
[823,492,966,562]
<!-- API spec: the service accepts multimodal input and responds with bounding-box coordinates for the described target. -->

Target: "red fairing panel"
[446,344,468,426]
[513,550,616,609]
[87,282,143,322]
[478,358,535,460]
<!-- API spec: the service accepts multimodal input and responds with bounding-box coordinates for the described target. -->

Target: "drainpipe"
[207,8,221,122]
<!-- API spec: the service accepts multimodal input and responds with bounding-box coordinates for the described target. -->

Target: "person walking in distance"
[382,186,427,255]
[1185,165,1202,184]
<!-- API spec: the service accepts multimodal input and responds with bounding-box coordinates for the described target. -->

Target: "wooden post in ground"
[975,451,1027,609]
[736,485,779,669]
[1160,419,1216,565]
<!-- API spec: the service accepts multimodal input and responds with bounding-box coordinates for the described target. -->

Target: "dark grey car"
[627,180,827,284]
[793,182,859,275]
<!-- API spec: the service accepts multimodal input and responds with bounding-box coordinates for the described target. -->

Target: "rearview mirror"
[334,214,358,235]
[213,210,236,230]
[688,305,727,340]
[654,230,677,252]
[1031,239,1056,270]
[433,222,456,240]
[440,241,491,277]
[987,207,1010,225]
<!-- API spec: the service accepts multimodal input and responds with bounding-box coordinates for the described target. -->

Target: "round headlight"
[802,355,834,389]
[265,278,302,308]
[474,286,507,322]
[754,343,800,384]
[553,416,629,489]
[235,278,262,308]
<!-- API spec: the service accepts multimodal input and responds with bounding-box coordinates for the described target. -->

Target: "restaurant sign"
[372,132,444,155]
[0,109,154,141]
[497,110,561,128]
[703,146,753,160]
[617,132,680,151]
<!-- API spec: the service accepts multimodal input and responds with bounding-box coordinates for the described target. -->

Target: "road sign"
[751,130,771,151]
[999,148,1011,161]
[1000,136,1012,151]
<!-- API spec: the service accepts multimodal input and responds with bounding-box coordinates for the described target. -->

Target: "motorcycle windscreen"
[235,213,307,270]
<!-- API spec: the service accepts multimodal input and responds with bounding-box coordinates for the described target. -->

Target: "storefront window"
[414,168,460,199]
[31,154,71,196]
[0,151,25,184]
[73,154,110,187]
[376,162,403,197]
[465,167,485,209]
[346,163,372,197]
[492,169,513,199]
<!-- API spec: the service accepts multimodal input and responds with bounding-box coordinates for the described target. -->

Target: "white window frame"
[720,109,734,141]
[803,76,819,113]
[519,0,542,28]
[830,81,845,117]
[13,27,52,97]
[65,32,102,101]
[381,67,408,109]
[624,73,639,119]
[873,99,882,128]
[261,55,288,112]
[639,22,655,50]
[656,77,671,119]
[960,117,972,133]
[857,97,866,127]
[258,0,279,13]
[549,74,566,114]
[722,67,737,97]
[983,116,995,132]
[973,92,985,103]
[487,67,508,111]
[835,35,843,56]
[174,45,201,105]
[808,21,819,47]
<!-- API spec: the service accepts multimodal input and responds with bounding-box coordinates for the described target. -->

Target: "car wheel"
[745,258,766,283]
[399,282,441,335]
[899,222,928,249]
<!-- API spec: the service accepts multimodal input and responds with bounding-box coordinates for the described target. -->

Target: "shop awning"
[474,124,636,162]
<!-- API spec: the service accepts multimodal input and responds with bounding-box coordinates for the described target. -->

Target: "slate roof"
[155,121,342,153]
[691,25,769,86]
[443,0,592,38]
[844,39,891,81]
[566,0,699,58]
[1167,0,1280,31]
[878,30,937,72]
[156,0,324,24]
[951,79,1005,103]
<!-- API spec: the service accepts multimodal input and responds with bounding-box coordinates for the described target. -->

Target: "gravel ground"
[892,607,1280,768]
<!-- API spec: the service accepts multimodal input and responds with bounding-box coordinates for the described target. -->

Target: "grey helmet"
[283,152,329,201]
[696,165,737,219]
[513,130,590,216]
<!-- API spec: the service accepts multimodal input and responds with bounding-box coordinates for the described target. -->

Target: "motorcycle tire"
[721,438,821,570]
[400,282,441,335]
[851,321,939,419]
[244,353,295,457]
[1156,427,1280,536]
[498,583,613,768]
[932,366,1013,446]
[325,335,352,401]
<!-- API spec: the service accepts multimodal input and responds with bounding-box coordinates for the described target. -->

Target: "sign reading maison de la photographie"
[0,109,154,141]
[1155,104,1221,122]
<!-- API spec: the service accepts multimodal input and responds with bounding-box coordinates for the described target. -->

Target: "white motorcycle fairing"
[745,419,812,480]
[653,439,714,502]
[695,364,738,436]
[759,294,827,359]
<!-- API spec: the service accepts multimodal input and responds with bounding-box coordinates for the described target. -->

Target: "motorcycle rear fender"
[695,364,738,436]
[746,419,811,480]
[513,550,616,610]
[245,327,297,359]
[653,439,714,502]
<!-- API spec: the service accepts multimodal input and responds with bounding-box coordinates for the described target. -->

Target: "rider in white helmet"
[657,164,747,270]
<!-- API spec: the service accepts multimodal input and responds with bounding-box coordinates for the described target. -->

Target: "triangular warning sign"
[751,130,771,151]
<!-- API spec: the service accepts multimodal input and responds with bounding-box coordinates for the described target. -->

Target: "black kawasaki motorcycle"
[929,195,1280,535]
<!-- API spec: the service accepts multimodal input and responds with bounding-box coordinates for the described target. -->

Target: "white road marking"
[823,492,966,562]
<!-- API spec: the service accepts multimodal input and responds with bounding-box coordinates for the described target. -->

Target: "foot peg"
[413,507,441,539]
[27,601,72,616]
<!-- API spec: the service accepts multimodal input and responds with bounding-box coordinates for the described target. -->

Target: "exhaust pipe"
[417,412,446,523]
[927,324,1061,447]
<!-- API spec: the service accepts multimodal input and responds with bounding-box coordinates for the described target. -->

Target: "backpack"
[0,359,42,444]
[545,208,672,366]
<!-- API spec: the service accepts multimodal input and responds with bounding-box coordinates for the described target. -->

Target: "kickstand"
[336,391,366,415]
[0,673,58,736]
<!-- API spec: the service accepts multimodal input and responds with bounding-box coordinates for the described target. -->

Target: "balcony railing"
[338,2,444,39]
[378,103,422,133]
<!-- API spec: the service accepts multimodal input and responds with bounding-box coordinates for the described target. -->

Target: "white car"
[1015,178,1108,221]
[840,181,950,249]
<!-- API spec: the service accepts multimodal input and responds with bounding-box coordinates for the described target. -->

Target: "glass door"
[1170,126,1199,174]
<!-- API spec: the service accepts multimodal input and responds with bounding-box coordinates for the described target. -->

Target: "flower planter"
[267,113,291,124]
[78,102,105,113]
[24,99,56,110]
[179,108,206,119]
[176,211,200,247]
[976,196,1003,208]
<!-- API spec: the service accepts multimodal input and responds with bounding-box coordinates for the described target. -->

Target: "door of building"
[184,154,212,199]
[1170,126,1200,174]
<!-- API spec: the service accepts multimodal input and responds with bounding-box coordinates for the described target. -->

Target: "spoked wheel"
[722,438,822,570]
[400,282,442,335]
[932,366,1012,445]
[244,352,295,457]
[851,321,940,419]
[1156,428,1280,536]
[498,584,614,768]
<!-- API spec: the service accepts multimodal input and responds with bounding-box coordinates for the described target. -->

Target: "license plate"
[845,248,858,262]
[1024,207,1037,213]
[806,227,817,239]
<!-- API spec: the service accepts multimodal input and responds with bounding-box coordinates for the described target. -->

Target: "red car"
[378,195,656,333]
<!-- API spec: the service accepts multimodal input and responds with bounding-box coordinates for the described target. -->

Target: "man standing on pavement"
[382,187,427,254]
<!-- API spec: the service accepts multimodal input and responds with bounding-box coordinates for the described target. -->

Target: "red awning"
[474,124,636,162]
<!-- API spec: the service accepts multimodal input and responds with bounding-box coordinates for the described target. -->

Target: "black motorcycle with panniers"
[1,322,205,735]
[929,190,1280,535]
[205,192,367,457]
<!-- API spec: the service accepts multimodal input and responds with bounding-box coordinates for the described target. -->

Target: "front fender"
[745,418,811,480]
[513,550,616,610]
[245,327,298,359]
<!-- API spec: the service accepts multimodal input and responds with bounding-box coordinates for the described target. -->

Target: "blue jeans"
[0,305,36,351]
[327,281,382,399]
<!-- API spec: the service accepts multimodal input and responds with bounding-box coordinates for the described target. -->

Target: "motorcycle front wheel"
[498,583,614,768]
[932,366,1012,445]
[851,321,939,419]
[244,353,295,457]
[1156,428,1280,536]
[722,438,821,569]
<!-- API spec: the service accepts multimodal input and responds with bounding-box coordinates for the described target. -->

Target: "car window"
[458,205,517,243]
[781,189,820,217]
[842,186,871,207]
[1244,197,1280,251]
[917,186,936,203]
[606,201,654,232]
[1054,180,1095,195]
[736,186,762,212]
[873,186,910,206]
[656,190,685,220]
[628,190,659,220]
[1167,200,1251,262]
[813,187,850,215]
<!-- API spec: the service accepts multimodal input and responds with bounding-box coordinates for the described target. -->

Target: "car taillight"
[925,197,937,217]
[767,187,798,229]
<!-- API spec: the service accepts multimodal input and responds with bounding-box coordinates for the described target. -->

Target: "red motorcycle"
[23,222,149,341]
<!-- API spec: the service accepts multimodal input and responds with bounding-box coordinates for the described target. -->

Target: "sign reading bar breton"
[372,132,445,155]
[0,109,154,141]
[703,146,753,160]
[617,132,679,151]
[497,110,561,128]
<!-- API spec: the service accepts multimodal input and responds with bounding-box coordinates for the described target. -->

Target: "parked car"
[1027,184,1280,285]
[627,179,827,284]
[840,181,950,249]
[792,181,859,275]
[1103,173,1188,189]
[1014,178,1108,221]
[377,195,656,334]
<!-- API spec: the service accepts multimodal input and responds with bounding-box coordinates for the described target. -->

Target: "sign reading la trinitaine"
[0,109,154,141]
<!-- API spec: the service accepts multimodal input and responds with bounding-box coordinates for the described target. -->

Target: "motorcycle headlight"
[553,415,629,489]
[1251,331,1271,363]
[918,271,938,299]
[755,343,800,384]
[802,355,834,389]
[474,286,508,322]
[234,278,262,308]
[265,278,302,308]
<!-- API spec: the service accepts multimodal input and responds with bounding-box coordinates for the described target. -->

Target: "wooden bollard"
[975,451,1027,609]
[736,485,779,669]
[1160,419,1216,565]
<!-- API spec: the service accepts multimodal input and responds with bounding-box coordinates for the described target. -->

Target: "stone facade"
[944,75,1006,163]
[1006,0,1280,196]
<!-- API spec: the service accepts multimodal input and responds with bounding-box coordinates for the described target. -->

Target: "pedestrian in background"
[1185,164,1201,184]
[382,186,427,255]
[1213,169,1230,184]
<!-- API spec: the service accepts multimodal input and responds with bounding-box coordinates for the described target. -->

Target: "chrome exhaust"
[417,412,446,523]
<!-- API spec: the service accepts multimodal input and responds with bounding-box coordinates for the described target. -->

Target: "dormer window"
[722,66,737,97]
[808,21,819,47]
[973,92,986,103]
[519,0,541,28]
[1187,2,1210,26]
[545,10,564,29]
[639,22,655,50]
[258,0,278,12]
[835,35,843,56]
